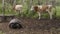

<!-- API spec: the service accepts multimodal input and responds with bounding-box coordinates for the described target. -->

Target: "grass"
[0,31,6,34]
[0,6,60,18]
[56,6,60,16]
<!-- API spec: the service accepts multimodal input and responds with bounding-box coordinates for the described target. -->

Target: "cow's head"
[30,5,39,11]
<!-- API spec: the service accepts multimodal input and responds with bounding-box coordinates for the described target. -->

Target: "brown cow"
[31,5,53,19]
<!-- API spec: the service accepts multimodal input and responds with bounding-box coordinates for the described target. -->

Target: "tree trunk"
[2,0,5,16]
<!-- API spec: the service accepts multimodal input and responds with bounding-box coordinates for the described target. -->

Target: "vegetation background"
[0,0,60,19]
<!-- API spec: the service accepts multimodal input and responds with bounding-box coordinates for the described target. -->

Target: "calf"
[13,5,23,15]
[31,5,53,19]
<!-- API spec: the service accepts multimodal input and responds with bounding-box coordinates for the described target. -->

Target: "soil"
[0,17,60,34]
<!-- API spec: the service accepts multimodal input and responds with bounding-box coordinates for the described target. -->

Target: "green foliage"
[0,31,6,34]
[0,0,60,19]
[56,6,60,16]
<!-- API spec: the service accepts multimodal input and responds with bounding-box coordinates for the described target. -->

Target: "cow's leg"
[18,10,20,15]
[19,9,23,17]
[48,11,53,19]
[50,12,53,19]
[37,12,41,19]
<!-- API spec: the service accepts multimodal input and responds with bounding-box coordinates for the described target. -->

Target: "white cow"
[13,5,23,15]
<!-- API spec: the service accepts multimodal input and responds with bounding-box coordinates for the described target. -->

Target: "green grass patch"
[0,31,6,34]
[0,5,60,18]
[56,6,60,17]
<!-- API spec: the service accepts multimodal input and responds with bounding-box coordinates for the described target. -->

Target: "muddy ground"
[0,18,60,34]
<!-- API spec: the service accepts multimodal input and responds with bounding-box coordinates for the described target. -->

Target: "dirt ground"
[0,18,60,34]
